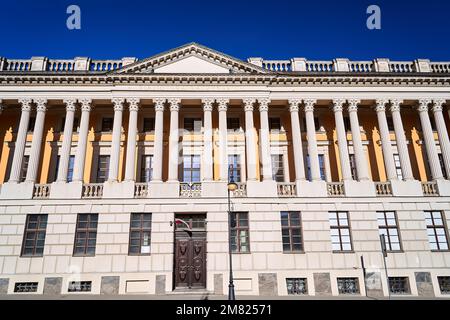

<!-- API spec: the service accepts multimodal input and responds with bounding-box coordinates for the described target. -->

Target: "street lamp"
[227,164,237,300]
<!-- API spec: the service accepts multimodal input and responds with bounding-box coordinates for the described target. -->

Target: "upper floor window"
[386,116,395,131]
[438,154,448,179]
[20,155,29,183]
[101,117,113,132]
[424,211,449,251]
[228,155,241,182]
[184,118,202,132]
[271,154,285,182]
[349,154,358,180]
[55,155,75,183]
[377,211,401,251]
[227,117,240,131]
[143,117,155,132]
[393,154,403,180]
[96,155,110,183]
[129,213,152,255]
[21,214,48,257]
[182,155,200,183]
[140,155,153,183]
[27,117,36,132]
[343,116,351,132]
[280,211,303,252]
[329,211,352,252]
[73,214,98,256]
[230,212,250,253]
[306,154,326,181]
[269,117,281,131]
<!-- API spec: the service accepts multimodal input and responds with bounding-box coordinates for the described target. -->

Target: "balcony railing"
[375,182,393,196]
[134,183,148,198]
[180,182,202,198]
[33,184,51,199]
[422,181,439,196]
[82,183,103,199]
[231,183,247,197]
[277,183,297,197]
[327,182,345,196]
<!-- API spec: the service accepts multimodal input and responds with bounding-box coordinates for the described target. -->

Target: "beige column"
[243,99,257,181]
[152,98,165,182]
[347,99,370,181]
[390,99,414,180]
[72,99,91,182]
[258,98,273,181]
[288,99,305,181]
[304,99,321,181]
[108,98,125,182]
[417,99,444,180]
[333,99,352,181]
[168,98,181,182]
[432,99,450,178]
[375,99,397,181]
[217,98,229,181]
[202,99,214,181]
[56,99,77,182]
[9,99,32,183]
[25,99,47,183]
[124,98,140,181]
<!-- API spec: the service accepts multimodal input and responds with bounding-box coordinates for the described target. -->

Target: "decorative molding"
[332,99,346,112]
[303,99,316,113]
[389,99,403,112]
[288,99,301,112]
[34,98,47,112]
[242,98,255,112]
[258,98,270,112]
[154,98,166,112]
[347,99,360,112]
[374,99,389,112]
[202,98,214,112]
[112,98,125,112]
[432,99,446,113]
[127,98,140,112]
[79,98,92,112]
[417,99,432,112]
[168,98,181,112]
[216,98,228,112]
[63,99,77,112]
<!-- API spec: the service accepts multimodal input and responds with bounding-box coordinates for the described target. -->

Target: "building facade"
[0,43,450,297]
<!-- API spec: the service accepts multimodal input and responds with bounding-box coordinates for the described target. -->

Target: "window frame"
[128,213,152,256]
[269,117,281,131]
[143,117,155,133]
[337,277,360,295]
[140,155,153,183]
[101,117,114,132]
[329,211,353,252]
[227,117,241,131]
[388,277,411,295]
[424,211,450,252]
[393,154,404,180]
[21,214,48,257]
[73,213,98,257]
[183,117,202,133]
[306,154,326,181]
[280,211,304,253]
[182,154,201,183]
[271,154,285,182]
[438,276,450,294]
[230,212,250,253]
[377,211,402,252]
[20,155,30,183]
[96,155,110,183]
[286,278,308,295]
[228,154,241,183]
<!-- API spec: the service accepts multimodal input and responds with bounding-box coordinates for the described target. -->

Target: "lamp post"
[227,164,238,300]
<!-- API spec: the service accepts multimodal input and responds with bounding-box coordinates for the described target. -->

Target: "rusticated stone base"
[100,276,120,295]
[0,278,9,294]
[313,273,332,296]
[365,272,384,298]
[415,272,434,297]
[155,275,166,295]
[43,277,62,295]
[214,274,223,295]
[258,273,278,296]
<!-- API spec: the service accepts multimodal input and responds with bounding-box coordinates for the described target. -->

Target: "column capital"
[417,99,432,112]
[168,98,181,112]
[202,98,214,112]
[389,99,403,112]
[79,98,92,112]
[18,98,32,112]
[216,98,229,112]
[374,99,389,112]
[242,98,255,112]
[303,99,316,113]
[63,99,77,112]
[332,99,346,112]
[127,98,140,112]
[288,99,301,112]
[112,98,125,112]
[258,98,270,112]
[34,98,47,112]
[432,99,446,112]
[347,99,360,112]
[154,98,166,112]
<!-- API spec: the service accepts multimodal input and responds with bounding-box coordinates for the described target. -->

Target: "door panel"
[174,237,206,288]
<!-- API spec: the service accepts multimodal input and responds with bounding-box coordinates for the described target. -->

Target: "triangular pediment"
[114,42,268,74]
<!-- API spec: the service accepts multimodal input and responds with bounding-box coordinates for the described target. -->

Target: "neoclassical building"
[0,43,449,297]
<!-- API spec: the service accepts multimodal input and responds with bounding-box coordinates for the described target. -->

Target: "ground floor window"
[337,277,360,294]
[14,282,38,293]
[388,277,410,294]
[68,281,92,292]
[286,278,307,295]
[438,276,450,294]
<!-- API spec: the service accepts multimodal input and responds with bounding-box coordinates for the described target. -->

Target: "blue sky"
[0,0,449,61]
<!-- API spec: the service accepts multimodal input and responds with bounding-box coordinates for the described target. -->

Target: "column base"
[246,180,278,197]
[436,179,450,196]
[49,181,83,199]
[149,181,179,198]
[296,180,328,197]
[201,181,227,198]
[0,182,34,200]
[390,180,423,197]
[343,180,376,197]
[103,181,135,199]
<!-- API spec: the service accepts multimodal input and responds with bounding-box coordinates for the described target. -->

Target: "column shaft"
[72,99,91,182]
[218,99,229,181]
[25,99,47,183]
[202,99,214,181]
[433,100,450,178]
[333,100,352,181]
[108,98,124,182]
[57,100,76,182]
[259,99,273,181]
[375,100,397,180]
[348,100,370,181]
[288,99,305,181]
[304,100,321,181]
[168,99,180,182]
[152,99,165,182]
[244,99,257,181]
[124,99,139,181]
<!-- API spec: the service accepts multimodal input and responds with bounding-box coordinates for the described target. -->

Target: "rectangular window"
[55,155,75,182]
[182,155,201,183]
[388,277,410,294]
[349,154,358,180]
[438,276,450,294]
[101,117,113,132]
[20,155,29,183]
[286,278,307,295]
[96,155,110,183]
[230,212,250,253]
[377,211,401,251]
[14,282,38,293]
[393,154,403,180]
[271,154,285,182]
[61,117,80,132]
[280,211,303,252]
[438,154,448,179]
[28,117,36,132]
[228,155,241,182]
[269,117,281,131]
[337,278,360,295]
[21,214,48,257]
[227,117,240,131]
[424,211,449,251]
[343,116,351,132]
[386,116,395,131]
[184,118,202,132]
[68,281,92,292]
[140,155,153,182]
[129,213,152,255]
[306,154,326,181]
[143,117,155,132]
[329,211,352,252]
[73,214,98,256]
